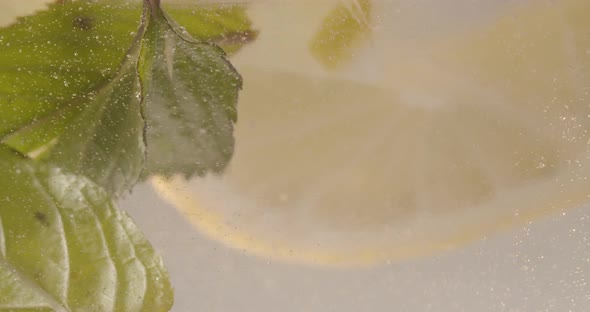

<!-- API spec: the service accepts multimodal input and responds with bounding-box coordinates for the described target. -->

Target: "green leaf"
[310,0,372,69]
[0,1,142,137]
[163,4,258,55]
[0,146,173,312]
[139,4,242,178]
[3,23,147,196]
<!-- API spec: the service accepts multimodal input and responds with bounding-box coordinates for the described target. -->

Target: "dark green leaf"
[0,146,173,311]
[139,5,242,178]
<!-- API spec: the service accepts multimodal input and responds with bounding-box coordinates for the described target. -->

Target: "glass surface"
[2,1,590,311]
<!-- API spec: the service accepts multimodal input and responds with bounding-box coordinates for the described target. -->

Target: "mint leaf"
[139,4,242,178]
[0,1,142,137]
[163,4,258,55]
[3,23,147,196]
[0,146,173,311]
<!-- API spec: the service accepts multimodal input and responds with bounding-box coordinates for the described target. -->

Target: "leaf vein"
[30,169,71,309]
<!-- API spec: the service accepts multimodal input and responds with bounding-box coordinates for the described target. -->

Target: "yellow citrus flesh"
[153,0,590,266]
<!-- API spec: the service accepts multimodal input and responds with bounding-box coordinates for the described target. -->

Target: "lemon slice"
[309,0,372,69]
[153,0,590,266]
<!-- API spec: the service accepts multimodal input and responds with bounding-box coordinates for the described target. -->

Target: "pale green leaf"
[162,3,258,55]
[0,146,173,312]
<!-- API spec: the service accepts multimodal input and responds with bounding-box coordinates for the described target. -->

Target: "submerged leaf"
[0,1,142,137]
[163,4,258,55]
[0,146,173,311]
[139,5,242,178]
[3,22,147,196]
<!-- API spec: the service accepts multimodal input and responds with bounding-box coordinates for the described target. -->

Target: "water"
[3,1,590,311]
